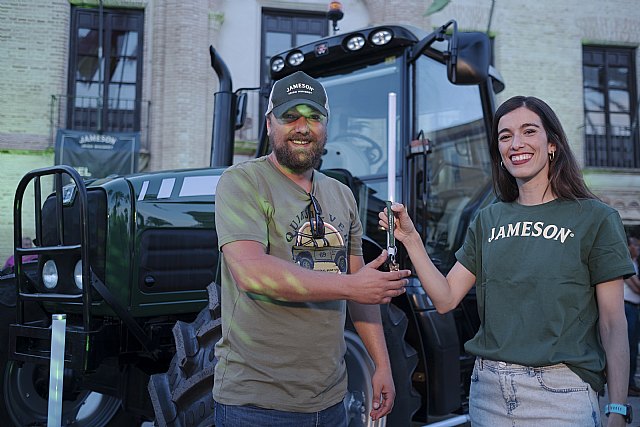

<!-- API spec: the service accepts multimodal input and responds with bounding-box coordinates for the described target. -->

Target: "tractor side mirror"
[234,92,248,130]
[447,31,490,85]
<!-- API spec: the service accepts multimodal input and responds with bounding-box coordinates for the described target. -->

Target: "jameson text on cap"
[265,71,330,118]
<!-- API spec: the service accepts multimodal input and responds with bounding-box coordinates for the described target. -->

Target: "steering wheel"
[329,133,384,163]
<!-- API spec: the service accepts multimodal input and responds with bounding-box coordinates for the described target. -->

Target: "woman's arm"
[597,278,629,427]
[380,203,476,313]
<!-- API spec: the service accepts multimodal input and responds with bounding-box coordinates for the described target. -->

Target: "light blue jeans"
[214,400,347,427]
[469,357,601,427]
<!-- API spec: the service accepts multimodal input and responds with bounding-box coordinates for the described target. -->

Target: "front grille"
[39,188,107,288]
[138,228,218,293]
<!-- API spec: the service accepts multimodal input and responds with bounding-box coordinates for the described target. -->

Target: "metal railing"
[585,125,640,169]
[50,95,151,151]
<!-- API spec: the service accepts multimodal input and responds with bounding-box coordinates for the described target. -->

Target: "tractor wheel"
[344,330,386,427]
[148,283,221,427]
[0,272,137,427]
[3,360,137,427]
[345,303,420,427]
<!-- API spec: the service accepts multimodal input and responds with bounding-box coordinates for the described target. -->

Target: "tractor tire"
[382,303,421,427]
[345,303,421,427]
[148,283,221,427]
[1,272,137,427]
[3,360,138,427]
[149,284,420,427]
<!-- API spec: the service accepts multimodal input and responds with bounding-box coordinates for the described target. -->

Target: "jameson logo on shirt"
[488,221,574,243]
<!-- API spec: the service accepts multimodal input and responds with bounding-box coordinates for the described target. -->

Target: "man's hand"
[369,366,395,421]
[348,250,410,304]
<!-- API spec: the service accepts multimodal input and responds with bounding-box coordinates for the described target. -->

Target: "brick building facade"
[1,0,639,261]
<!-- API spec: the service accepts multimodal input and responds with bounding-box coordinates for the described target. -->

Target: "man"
[212,71,410,426]
[625,236,640,396]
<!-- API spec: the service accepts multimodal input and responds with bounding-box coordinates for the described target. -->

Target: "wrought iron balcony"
[50,95,150,151]
[585,125,639,169]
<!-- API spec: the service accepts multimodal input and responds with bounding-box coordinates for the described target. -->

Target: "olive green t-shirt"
[213,156,363,412]
[456,198,634,392]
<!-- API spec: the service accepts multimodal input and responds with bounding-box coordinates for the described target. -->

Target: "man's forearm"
[347,301,391,370]
[226,251,351,302]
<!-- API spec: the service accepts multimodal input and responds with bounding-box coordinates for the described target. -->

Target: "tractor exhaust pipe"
[209,45,236,168]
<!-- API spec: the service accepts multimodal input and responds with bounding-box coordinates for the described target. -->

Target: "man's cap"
[265,71,329,118]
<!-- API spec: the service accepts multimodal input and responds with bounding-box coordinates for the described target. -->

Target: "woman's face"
[497,106,556,189]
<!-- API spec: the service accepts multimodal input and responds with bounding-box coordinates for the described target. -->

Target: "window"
[67,7,144,132]
[583,46,639,168]
[260,9,328,116]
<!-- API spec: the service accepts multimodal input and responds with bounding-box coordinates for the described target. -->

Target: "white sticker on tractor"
[179,176,220,197]
[158,178,176,199]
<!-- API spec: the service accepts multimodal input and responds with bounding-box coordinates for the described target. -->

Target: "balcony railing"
[585,125,640,169]
[50,95,151,151]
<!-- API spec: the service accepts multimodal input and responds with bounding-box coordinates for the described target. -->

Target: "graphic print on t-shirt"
[291,220,347,274]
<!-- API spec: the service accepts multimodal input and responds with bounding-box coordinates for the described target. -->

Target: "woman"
[380,96,634,426]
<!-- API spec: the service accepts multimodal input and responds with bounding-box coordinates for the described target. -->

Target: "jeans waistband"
[476,357,566,373]
[625,300,640,307]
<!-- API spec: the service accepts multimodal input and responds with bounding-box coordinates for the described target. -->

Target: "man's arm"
[221,240,409,304]
[347,255,395,421]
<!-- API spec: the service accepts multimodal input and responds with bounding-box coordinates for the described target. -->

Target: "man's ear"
[266,115,271,135]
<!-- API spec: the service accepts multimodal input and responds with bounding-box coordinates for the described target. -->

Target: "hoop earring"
[500,161,506,170]
[549,151,555,162]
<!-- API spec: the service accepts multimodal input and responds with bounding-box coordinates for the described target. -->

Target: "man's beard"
[271,134,326,174]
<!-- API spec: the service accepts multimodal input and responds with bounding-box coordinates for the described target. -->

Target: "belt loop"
[478,357,484,370]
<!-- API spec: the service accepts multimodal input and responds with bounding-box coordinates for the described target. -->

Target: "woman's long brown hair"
[489,96,597,202]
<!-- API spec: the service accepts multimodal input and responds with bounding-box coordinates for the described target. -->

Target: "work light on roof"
[370,29,392,46]
[345,35,365,51]
[271,57,285,73]
[287,51,305,66]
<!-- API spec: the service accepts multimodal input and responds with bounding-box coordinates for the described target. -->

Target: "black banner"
[55,130,140,179]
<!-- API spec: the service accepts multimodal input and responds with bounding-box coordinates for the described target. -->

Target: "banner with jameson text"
[55,129,140,180]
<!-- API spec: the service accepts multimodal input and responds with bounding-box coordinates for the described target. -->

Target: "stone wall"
[0,152,54,264]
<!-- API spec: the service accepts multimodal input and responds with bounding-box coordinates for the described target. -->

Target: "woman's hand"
[378,203,417,242]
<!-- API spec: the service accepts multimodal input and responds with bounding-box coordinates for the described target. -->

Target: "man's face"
[267,104,327,174]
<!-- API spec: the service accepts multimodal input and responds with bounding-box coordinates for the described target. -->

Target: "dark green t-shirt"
[213,156,363,412]
[456,198,634,392]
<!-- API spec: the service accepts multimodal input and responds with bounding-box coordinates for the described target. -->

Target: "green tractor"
[2,20,503,426]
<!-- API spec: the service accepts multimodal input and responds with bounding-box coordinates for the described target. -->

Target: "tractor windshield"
[316,52,493,271]
[319,57,401,191]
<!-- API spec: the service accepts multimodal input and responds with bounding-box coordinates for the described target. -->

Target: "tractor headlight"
[345,35,365,51]
[370,29,392,46]
[42,260,59,289]
[287,51,304,67]
[271,57,285,73]
[74,259,83,290]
